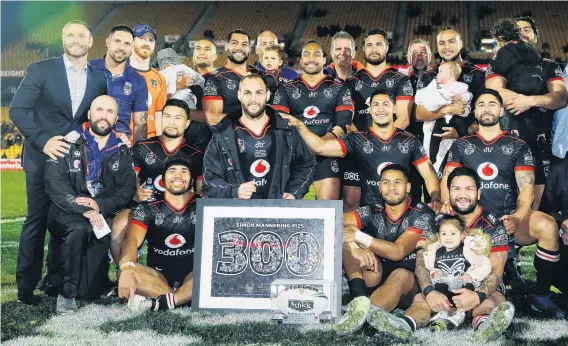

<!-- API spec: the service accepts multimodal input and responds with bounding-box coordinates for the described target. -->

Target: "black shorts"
[339,156,361,187]
[313,156,340,182]
[150,262,193,289]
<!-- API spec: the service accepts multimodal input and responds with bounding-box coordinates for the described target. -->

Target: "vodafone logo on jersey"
[165,234,186,249]
[303,106,320,119]
[377,162,393,176]
[477,162,498,180]
[365,97,371,106]
[154,174,166,192]
[251,159,270,178]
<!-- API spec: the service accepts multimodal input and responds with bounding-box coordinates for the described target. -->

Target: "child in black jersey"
[423,214,492,331]
[260,45,286,104]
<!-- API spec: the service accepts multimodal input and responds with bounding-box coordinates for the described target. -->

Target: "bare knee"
[388,268,415,288]
[532,213,559,244]
[362,270,381,288]
[112,210,131,240]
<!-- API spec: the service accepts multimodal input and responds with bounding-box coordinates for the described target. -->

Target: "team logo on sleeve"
[502,145,514,155]
[154,175,166,191]
[464,144,475,155]
[303,106,320,119]
[342,89,352,103]
[133,208,145,221]
[273,92,281,104]
[403,81,413,95]
[124,82,132,95]
[237,138,245,153]
[463,74,473,83]
[477,162,498,180]
[377,162,393,175]
[355,80,363,91]
[155,212,165,226]
[165,234,186,248]
[251,159,270,178]
[386,79,395,88]
[226,79,237,90]
[398,142,410,154]
[363,141,374,154]
[292,88,301,99]
[145,152,156,165]
[324,88,333,98]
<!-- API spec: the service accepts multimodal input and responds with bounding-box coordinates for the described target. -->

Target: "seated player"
[332,164,436,334]
[44,96,136,313]
[118,157,197,311]
[423,214,492,331]
[281,90,442,211]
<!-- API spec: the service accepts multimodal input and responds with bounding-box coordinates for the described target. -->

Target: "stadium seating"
[479,3,568,59]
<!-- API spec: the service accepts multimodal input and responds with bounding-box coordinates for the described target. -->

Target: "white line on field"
[1,217,25,224]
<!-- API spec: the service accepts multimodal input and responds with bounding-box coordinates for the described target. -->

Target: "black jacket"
[202,107,316,199]
[44,131,136,219]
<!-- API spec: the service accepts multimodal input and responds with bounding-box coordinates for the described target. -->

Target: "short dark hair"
[197,37,217,47]
[364,29,389,43]
[228,29,250,43]
[516,16,540,41]
[491,18,521,43]
[381,163,409,181]
[109,25,134,38]
[447,166,480,191]
[436,213,465,232]
[369,89,395,104]
[476,88,504,106]
[302,40,325,55]
[163,156,193,177]
[163,98,191,119]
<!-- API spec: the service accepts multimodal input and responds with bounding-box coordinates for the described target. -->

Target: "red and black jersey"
[203,66,258,115]
[465,207,509,254]
[272,75,353,137]
[347,67,414,131]
[338,128,429,206]
[189,71,212,111]
[131,193,198,271]
[261,69,282,104]
[132,136,203,198]
[446,132,534,217]
[233,118,275,199]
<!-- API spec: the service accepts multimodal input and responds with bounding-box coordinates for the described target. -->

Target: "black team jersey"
[233,118,275,199]
[203,66,258,115]
[261,69,288,104]
[338,128,429,206]
[131,193,198,274]
[434,244,470,278]
[446,132,534,217]
[272,75,354,137]
[464,207,508,254]
[350,200,436,266]
[189,71,212,112]
[347,67,414,131]
[133,137,204,199]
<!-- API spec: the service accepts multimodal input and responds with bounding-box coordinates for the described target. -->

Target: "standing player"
[202,75,315,200]
[110,99,203,274]
[203,29,257,126]
[342,29,414,210]
[333,165,436,334]
[129,23,166,138]
[254,30,298,81]
[272,40,353,201]
[118,157,198,311]
[90,25,148,142]
[441,89,564,318]
[324,31,365,83]
[281,90,442,211]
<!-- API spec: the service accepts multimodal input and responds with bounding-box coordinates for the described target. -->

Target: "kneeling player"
[118,157,197,311]
[333,164,436,334]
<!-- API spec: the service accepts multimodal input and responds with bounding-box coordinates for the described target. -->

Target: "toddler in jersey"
[423,214,492,331]
[416,61,473,173]
[260,45,287,104]
[157,48,205,109]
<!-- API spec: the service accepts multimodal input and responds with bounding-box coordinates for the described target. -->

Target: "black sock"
[534,246,560,295]
[348,278,369,298]
[401,315,417,332]
[153,293,176,311]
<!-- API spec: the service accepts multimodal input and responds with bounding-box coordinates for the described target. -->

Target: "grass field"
[1,171,567,345]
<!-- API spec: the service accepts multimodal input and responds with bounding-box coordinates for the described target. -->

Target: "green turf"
[1,171,27,219]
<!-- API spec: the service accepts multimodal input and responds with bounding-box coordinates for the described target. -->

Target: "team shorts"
[149,261,193,289]
[339,156,361,187]
[313,156,340,182]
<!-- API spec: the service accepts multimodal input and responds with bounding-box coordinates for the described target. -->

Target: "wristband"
[120,262,136,271]
[422,285,436,297]
[354,231,373,248]
[476,291,487,304]
[328,131,338,138]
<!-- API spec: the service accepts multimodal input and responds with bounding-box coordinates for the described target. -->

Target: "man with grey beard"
[202,74,315,200]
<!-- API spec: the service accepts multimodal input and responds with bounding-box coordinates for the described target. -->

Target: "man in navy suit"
[9,20,107,304]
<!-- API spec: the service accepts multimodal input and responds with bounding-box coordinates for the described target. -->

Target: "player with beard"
[272,41,353,201]
[44,96,136,313]
[441,89,565,318]
[90,25,148,141]
[361,167,513,343]
[281,90,442,211]
[254,31,298,81]
[333,165,436,335]
[202,74,315,200]
[110,99,203,280]
[324,31,365,83]
[118,157,198,312]
[203,29,258,126]
[130,23,166,138]
[341,29,415,210]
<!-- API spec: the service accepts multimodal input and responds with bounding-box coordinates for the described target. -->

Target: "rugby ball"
[275,285,329,316]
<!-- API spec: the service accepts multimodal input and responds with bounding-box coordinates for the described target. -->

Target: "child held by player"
[260,45,287,104]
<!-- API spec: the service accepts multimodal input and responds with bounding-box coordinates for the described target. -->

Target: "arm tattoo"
[515,171,535,189]
[414,248,433,290]
[478,272,500,296]
[138,112,148,125]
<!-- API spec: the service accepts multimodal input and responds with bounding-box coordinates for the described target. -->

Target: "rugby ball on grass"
[276,285,329,316]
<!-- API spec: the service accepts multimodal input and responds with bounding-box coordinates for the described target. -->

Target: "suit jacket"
[9,56,107,175]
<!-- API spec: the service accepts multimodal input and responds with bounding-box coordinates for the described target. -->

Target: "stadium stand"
[1,107,23,159]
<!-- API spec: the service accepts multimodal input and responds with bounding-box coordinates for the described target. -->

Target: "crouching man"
[45,95,136,313]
